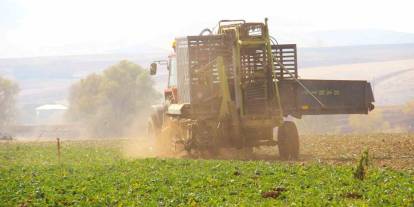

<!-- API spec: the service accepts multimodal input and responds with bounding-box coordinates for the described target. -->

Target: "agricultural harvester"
[148,19,374,159]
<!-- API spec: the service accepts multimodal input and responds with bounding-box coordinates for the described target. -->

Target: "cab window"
[168,57,178,87]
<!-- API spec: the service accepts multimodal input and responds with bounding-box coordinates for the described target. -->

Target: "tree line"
[67,60,160,137]
[1,60,160,138]
[0,76,19,131]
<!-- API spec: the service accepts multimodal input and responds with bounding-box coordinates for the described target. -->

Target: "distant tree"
[0,76,19,129]
[68,60,160,137]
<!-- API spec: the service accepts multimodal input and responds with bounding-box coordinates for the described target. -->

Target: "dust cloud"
[121,136,158,158]
[120,117,186,159]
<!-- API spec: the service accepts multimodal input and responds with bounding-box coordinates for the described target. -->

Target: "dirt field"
[4,133,414,171]
[203,133,414,171]
[122,133,414,171]
[296,133,414,170]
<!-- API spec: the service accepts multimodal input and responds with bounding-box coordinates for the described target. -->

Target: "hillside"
[299,43,414,67]
[300,58,414,106]
[1,43,414,124]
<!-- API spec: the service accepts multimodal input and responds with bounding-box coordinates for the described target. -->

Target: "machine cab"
[164,54,178,104]
[149,54,178,104]
[167,54,177,89]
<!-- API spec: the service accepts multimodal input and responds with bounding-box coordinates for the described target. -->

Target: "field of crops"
[1,134,413,206]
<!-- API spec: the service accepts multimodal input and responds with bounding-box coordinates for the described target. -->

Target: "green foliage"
[0,76,19,129]
[354,149,369,180]
[0,141,413,206]
[68,60,160,137]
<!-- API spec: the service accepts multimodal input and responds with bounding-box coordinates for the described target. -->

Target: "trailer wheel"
[278,121,299,160]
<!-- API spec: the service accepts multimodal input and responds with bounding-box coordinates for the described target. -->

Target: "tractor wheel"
[277,121,299,160]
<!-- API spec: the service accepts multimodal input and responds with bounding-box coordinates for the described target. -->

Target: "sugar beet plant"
[0,139,413,206]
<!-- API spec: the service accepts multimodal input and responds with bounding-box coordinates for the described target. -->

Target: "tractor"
[148,19,374,159]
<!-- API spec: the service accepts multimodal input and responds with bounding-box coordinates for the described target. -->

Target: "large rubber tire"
[277,121,299,160]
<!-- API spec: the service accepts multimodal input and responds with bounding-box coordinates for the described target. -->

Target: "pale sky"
[1,0,413,58]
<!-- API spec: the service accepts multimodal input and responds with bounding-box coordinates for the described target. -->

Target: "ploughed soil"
[164,133,414,171]
[256,133,414,171]
[4,133,414,170]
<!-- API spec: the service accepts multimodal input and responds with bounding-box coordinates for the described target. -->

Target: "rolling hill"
[1,43,414,124]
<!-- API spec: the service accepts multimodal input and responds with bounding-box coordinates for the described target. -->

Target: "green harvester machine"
[148,19,375,159]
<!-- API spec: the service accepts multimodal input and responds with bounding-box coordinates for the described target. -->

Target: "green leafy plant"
[0,136,413,206]
[354,149,369,180]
